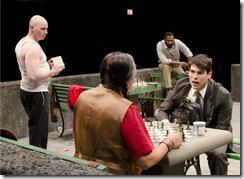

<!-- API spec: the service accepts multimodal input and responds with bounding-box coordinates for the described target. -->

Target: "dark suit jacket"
[158,78,233,133]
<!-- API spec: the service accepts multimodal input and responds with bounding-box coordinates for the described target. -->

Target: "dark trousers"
[20,89,49,149]
[206,144,229,175]
[141,164,162,175]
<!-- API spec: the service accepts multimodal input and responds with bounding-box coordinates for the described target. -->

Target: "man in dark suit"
[156,54,233,175]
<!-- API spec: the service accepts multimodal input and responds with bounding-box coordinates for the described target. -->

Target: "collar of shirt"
[186,84,208,103]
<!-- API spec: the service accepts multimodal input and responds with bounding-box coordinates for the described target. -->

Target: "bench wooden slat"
[51,84,92,106]
[150,71,163,78]
[52,84,70,88]
[149,71,186,89]
[226,152,240,160]
[57,93,68,99]
[53,85,91,92]
[54,87,69,91]
[55,90,68,95]
[138,96,165,101]
[58,98,68,103]
[52,84,92,105]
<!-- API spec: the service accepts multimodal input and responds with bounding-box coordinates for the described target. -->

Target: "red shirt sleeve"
[68,85,84,110]
[120,104,154,158]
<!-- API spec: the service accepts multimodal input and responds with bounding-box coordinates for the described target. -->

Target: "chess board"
[144,120,195,144]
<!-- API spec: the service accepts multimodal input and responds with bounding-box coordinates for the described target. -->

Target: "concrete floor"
[19,102,240,175]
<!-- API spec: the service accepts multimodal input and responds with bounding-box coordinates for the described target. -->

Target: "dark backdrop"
[1,0,240,91]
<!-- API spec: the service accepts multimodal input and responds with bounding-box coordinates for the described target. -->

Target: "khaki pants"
[158,63,185,88]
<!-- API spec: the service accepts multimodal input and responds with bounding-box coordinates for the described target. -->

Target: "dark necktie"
[195,91,202,108]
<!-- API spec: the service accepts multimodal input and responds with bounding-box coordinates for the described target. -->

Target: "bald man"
[15,15,61,149]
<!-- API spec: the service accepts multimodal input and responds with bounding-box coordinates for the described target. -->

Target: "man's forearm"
[170,61,179,66]
[27,69,51,82]
[187,56,193,64]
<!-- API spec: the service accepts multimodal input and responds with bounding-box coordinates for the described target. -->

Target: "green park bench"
[137,71,187,117]
[50,83,91,137]
[149,71,187,88]
[226,139,240,160]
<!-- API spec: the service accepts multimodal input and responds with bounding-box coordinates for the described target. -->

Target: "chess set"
[132,79,148,88]
[144,119,195,144]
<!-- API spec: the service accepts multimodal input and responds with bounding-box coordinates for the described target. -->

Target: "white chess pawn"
[138,79,142,87]
[152,121,161,142]
[162,119,170,130]
[142,81,146,87]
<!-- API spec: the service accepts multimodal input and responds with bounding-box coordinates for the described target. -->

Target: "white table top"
[160,127,233,166]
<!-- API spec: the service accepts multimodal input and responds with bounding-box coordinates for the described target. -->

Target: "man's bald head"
[29,15,48,28]
[28,15,48,41]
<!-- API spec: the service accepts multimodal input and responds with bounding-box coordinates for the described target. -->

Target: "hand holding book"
[51,56,65,70]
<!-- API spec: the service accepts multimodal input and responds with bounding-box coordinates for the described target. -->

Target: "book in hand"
[52,56,65,70]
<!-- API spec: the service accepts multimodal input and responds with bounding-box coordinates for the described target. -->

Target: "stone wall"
[0,68,156,139]
[231,64,240,102]
[1,66,239,139]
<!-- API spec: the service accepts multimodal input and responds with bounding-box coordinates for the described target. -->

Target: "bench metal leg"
[50,89,65,137]
[58,107,65,137]
[184,156,202,175]
[138,92,158,118]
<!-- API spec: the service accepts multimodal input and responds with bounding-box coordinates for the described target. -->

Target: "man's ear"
[208,70,212,79]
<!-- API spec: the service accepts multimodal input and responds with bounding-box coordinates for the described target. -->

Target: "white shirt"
[15,36,50,92]
[156,39,193,64]
[186,84,208,107]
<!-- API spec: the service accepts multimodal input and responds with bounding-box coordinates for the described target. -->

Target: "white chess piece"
[152,121,161,142]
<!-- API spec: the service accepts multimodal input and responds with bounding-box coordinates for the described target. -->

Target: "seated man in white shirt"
[156,32,193,95]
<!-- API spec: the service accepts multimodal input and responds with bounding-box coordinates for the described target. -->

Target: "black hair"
[164,31,174,39]
[100,51,136,98]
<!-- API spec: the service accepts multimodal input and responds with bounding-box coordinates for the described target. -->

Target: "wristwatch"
[159,138,173,151]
